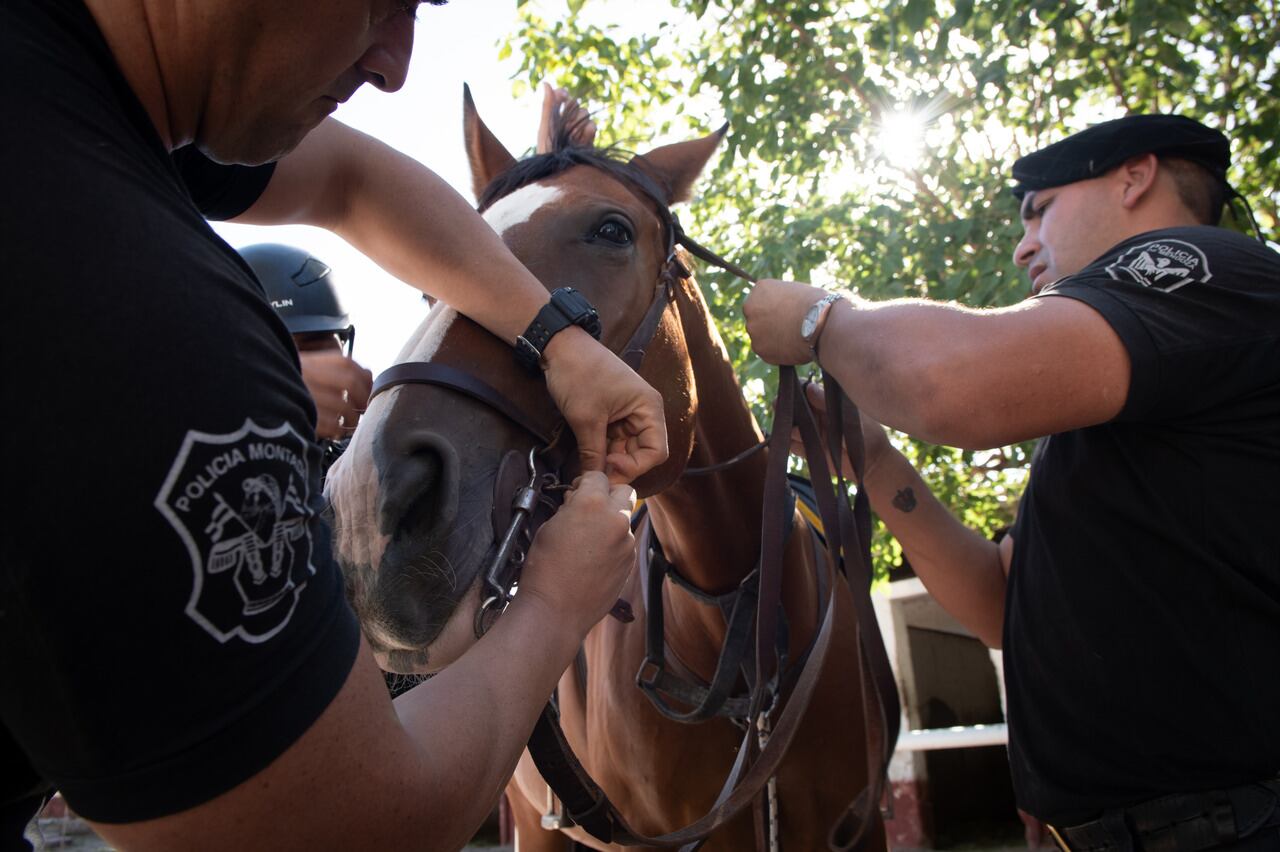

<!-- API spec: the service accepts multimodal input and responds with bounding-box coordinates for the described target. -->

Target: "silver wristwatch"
[800,293,844,360]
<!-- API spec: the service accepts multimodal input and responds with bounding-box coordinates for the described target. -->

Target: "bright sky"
[213,1,550,375]
[211,1,946,375]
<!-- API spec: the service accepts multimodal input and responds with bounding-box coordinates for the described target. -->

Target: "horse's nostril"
[378,428,461,538]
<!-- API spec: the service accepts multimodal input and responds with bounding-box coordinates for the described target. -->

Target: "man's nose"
[358,14,415,93]
[1013,229,1038,269]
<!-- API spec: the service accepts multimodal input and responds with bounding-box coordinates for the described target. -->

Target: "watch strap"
[515,288,602,371]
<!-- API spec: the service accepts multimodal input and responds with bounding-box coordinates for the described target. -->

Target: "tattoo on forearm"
[892,487,918,513]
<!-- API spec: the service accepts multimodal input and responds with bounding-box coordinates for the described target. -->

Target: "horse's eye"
[592,220,633,246]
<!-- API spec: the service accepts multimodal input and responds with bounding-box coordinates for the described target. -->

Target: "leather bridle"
[367,236,684,636]
[367,156,701,635]
[367,156,901,850]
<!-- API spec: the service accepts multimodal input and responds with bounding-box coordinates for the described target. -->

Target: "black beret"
[1010,114,1230,199]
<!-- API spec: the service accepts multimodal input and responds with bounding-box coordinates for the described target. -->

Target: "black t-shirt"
[0,0,360,832]
[1004,225,1280,824]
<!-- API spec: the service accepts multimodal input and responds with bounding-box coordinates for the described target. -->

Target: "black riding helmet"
[239,243,355,355]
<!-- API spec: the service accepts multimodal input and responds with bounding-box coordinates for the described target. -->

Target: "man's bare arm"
[860,433,1013,647]
[234,119,547,343]
[235,119,667,481]
[745,280,1131,449]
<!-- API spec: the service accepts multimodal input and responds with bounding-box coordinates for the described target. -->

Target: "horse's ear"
[630,123,728,204]
[463,83,517,202]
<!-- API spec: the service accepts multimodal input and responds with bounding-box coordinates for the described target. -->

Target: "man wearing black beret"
[745,114,1280,850]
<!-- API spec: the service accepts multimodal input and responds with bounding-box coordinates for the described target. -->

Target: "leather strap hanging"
[525,367,899,850]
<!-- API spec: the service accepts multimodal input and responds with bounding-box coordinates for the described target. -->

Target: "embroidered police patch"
[155,420,317,643]
[1106,239,1212,293]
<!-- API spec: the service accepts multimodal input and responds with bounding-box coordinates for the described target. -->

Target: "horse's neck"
[645,288,771,595]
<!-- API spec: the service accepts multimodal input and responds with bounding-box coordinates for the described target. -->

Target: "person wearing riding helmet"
[2,2,662,850]
[239,243,372,476]
[744,114,1280,851]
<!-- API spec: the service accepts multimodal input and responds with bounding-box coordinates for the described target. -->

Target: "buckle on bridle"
[475,445,551,637]
[635,657,664,689]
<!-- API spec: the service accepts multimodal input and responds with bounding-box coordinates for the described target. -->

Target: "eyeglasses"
[294,325,355,358]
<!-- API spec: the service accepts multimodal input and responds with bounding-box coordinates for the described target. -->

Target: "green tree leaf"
[505,0,1280,578]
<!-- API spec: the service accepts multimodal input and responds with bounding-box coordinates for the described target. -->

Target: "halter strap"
[622,277,678,372]
[369,362,556,446]
[368,254,684,450]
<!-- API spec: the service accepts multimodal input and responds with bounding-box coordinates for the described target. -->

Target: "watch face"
[553,288,589,319]
[801,304,821,340]
[550,287,603,340]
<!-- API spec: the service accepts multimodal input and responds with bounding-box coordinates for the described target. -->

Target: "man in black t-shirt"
[744,115,1280,850]
[2,1,669,850]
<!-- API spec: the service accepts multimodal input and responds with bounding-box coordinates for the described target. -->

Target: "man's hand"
[520,472,637,635]
[542,327,668,483]
[790,381,892,481]
[537,83,597,154]
[298,351,373,440]
[743,278,836,365]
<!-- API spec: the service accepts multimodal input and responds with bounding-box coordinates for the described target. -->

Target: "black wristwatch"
[515,287,603,371]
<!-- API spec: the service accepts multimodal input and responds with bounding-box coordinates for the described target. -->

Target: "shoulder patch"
[1105,238,1212,293]
[155,420,317,644]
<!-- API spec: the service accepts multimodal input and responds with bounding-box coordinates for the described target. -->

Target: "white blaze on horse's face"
[482,183,564,237]
[325,304,462,673]
[397,304,459,364]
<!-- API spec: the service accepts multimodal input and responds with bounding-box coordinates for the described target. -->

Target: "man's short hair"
[1160,156,1227,226]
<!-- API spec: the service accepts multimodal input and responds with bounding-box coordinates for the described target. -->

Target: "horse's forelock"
[476,146,674,237]
[551,110,596,155]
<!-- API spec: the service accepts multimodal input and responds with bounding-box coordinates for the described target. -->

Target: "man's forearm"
[818,297,997,446]
[815,294,1127,450]
[392,592,583,851]
[863,442,1008,648]
[243,120,671,482]
[240,119,549,343]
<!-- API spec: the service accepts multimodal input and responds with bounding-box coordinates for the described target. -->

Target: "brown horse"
[325,92,883,851]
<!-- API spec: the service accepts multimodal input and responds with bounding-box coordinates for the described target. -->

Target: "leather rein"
[367,162,900,850]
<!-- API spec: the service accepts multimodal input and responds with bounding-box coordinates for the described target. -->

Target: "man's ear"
[1118,153,1159,210]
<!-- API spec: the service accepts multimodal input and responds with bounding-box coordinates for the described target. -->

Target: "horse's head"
[327,89,725,674]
